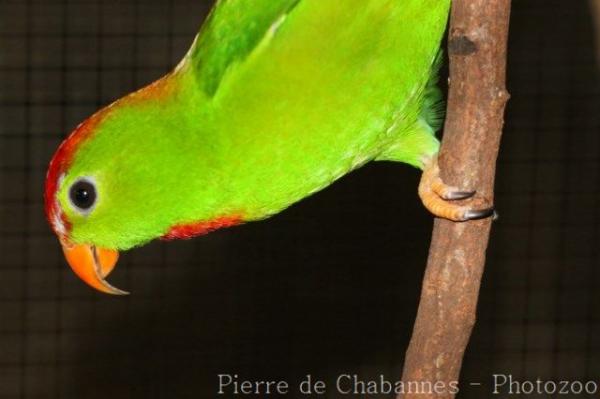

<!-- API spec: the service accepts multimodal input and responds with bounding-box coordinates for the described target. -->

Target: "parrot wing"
[185,0,301,96]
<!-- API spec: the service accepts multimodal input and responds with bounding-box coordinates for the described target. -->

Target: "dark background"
[1,0,599,398]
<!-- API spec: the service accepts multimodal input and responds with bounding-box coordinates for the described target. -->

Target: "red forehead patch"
[44,112,105,236]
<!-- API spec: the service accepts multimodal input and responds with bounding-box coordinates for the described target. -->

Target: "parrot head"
[44,101,151,296]
[46,104,137,295]
[45,74,242,295]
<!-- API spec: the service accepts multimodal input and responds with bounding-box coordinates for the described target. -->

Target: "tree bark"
[398,1,511,398]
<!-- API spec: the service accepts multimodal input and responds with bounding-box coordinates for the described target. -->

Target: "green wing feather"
[187,0,301,96]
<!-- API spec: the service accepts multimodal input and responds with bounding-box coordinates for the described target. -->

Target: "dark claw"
[445,190,476,200]
[464,207,495,221]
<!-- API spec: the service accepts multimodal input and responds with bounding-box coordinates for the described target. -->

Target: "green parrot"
[45,0,492,295]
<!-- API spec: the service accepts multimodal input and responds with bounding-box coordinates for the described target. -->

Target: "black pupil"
[69,180,96,210]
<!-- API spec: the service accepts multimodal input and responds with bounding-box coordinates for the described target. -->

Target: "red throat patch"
[161,216,244,240]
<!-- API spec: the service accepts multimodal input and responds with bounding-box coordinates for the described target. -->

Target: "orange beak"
[60,241,128,295]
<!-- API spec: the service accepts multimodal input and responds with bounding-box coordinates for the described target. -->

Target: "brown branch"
[398,1,511,398]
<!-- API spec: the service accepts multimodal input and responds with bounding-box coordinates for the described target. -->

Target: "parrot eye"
[69,178,97,212]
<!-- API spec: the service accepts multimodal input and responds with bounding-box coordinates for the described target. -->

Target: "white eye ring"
[68,176,98,215]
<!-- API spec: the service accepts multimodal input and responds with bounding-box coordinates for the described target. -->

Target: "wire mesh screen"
[0,0,598,398]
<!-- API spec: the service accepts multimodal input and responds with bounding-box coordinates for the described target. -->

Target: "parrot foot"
[418,156,494,222]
